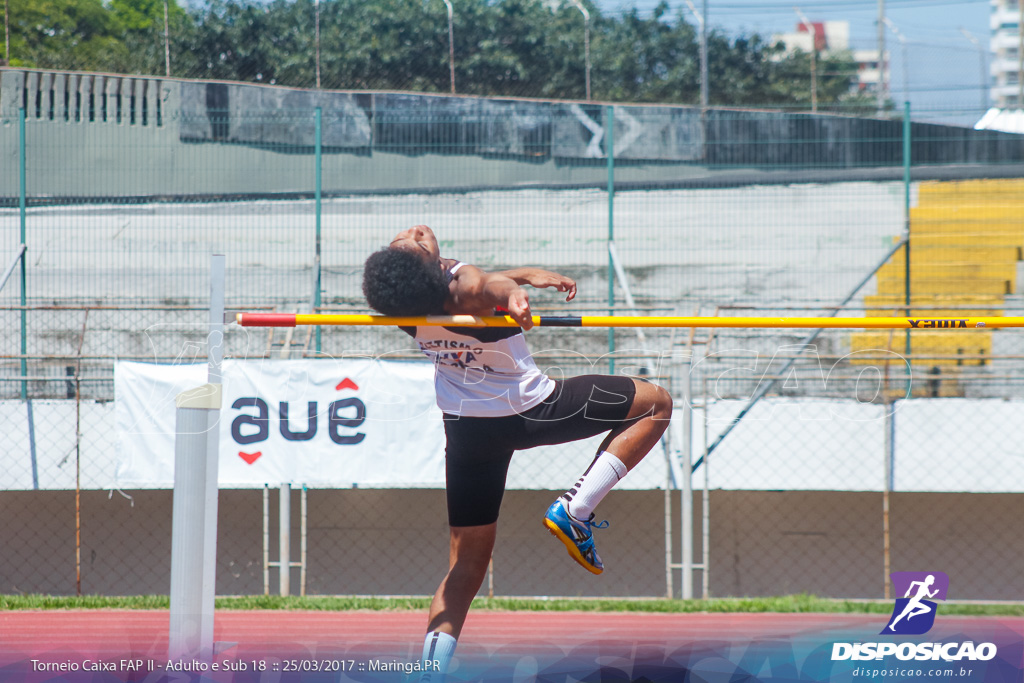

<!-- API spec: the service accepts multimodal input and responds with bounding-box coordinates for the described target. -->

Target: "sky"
[596,0,993,123]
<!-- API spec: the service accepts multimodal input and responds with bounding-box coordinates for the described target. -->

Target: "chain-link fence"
[1,68,1022,600]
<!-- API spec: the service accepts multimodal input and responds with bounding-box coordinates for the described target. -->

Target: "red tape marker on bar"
[236,313,297,327]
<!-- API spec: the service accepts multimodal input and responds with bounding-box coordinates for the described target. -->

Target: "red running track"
[0,609,887,656]
[2,610,1022,681]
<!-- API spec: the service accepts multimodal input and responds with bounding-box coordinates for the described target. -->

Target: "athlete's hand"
[552,275,577,302]
[533,273,577,301]
[507,288,534,330]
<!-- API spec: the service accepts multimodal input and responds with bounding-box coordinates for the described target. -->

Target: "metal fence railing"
[3,377,1023,600]
[1,69,1022,601]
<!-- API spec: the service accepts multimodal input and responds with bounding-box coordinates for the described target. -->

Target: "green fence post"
[315,106,323,355]
[19,107,28,400]
[606,105,615,372]
[903,102,911,370]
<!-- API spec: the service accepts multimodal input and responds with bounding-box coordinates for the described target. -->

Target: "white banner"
[115,359,446,488]
[2,380,1020,491]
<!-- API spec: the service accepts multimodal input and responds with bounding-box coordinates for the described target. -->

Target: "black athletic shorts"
[443,374,638,527]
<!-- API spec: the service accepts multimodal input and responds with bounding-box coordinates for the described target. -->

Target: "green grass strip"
[2,593,1022,616]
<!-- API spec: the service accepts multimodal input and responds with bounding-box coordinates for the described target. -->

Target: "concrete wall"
[3,68,1024,203]
[2,489,1020,600]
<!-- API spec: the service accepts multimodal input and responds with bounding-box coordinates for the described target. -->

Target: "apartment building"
[990,0,1023,107]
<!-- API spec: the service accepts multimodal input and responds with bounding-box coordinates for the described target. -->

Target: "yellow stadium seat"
[876,262,1017,290]
[918,178,1024,202]
[907,234,1022,258]
[863,294,1003,318]
[863,180,1016,379]
[849,330,992,367]
[899,245,1019,263]
[876,276,1012,296]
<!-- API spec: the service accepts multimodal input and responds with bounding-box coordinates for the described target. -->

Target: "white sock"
[563,451,627,520]
[420,631,457,681]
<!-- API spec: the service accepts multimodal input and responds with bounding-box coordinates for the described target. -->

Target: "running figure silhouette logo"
[882,571,950,635]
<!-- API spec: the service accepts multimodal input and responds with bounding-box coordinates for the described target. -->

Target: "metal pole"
[903,101,912,373]
[443,0,455,94]
[315,0,321,89]
[19,107,27,400]
[583,11,591,101]
[876,0,886,115]
[663,440,673,599]
[605,105,615,371]
[794,7,817,112]
[200,254,224,652]
[571,0,591,100]
[263,485,270,595]
[314,107,323,354]
[701,0,708,109]
[685,0,708,154]
[74,310,88,597]
[168,254,225,661]
[0,245,26,294]
[208,254,225,382]
[300,486,308,597]
[26,400,36,488]
[679,351,694,600]
[163,0,171,76]
[279,483,291,596]
[75,388,81,595]
[882,402,894,600]
[169,397,219,660]
[700,382,710,600]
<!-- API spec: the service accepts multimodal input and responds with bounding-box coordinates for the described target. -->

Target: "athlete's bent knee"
[651,384,673,421]
[624,382,671,426]
[629,380,672,420]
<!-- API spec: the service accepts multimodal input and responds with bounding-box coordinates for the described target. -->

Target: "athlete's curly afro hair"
[362,247,449,316]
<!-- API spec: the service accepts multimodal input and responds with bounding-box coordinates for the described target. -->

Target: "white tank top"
[407,262,556,417]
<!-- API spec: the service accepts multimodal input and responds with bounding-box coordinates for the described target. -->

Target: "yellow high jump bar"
[236,313,1024,329]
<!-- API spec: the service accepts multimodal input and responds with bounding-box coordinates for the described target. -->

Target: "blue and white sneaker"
[542,498,608,575]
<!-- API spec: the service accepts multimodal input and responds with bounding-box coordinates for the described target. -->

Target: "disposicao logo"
[831,571,998,663]
[882,571,949,635]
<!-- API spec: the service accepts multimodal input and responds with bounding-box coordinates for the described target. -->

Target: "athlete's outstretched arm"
[447,265,535,329]
[494,267,577,301]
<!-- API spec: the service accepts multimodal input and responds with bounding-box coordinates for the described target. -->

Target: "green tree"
[107,0,188,75]
[5,0,189,74]
[594,2,700,103]
[6,0,126,70]
[4,0,881,109]
[174,0,291,82]
[483,0,562,97]
[704,32,787,106]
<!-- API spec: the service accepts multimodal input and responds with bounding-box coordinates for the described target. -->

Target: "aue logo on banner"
[115,359,446,488]
[831,571,997,664]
